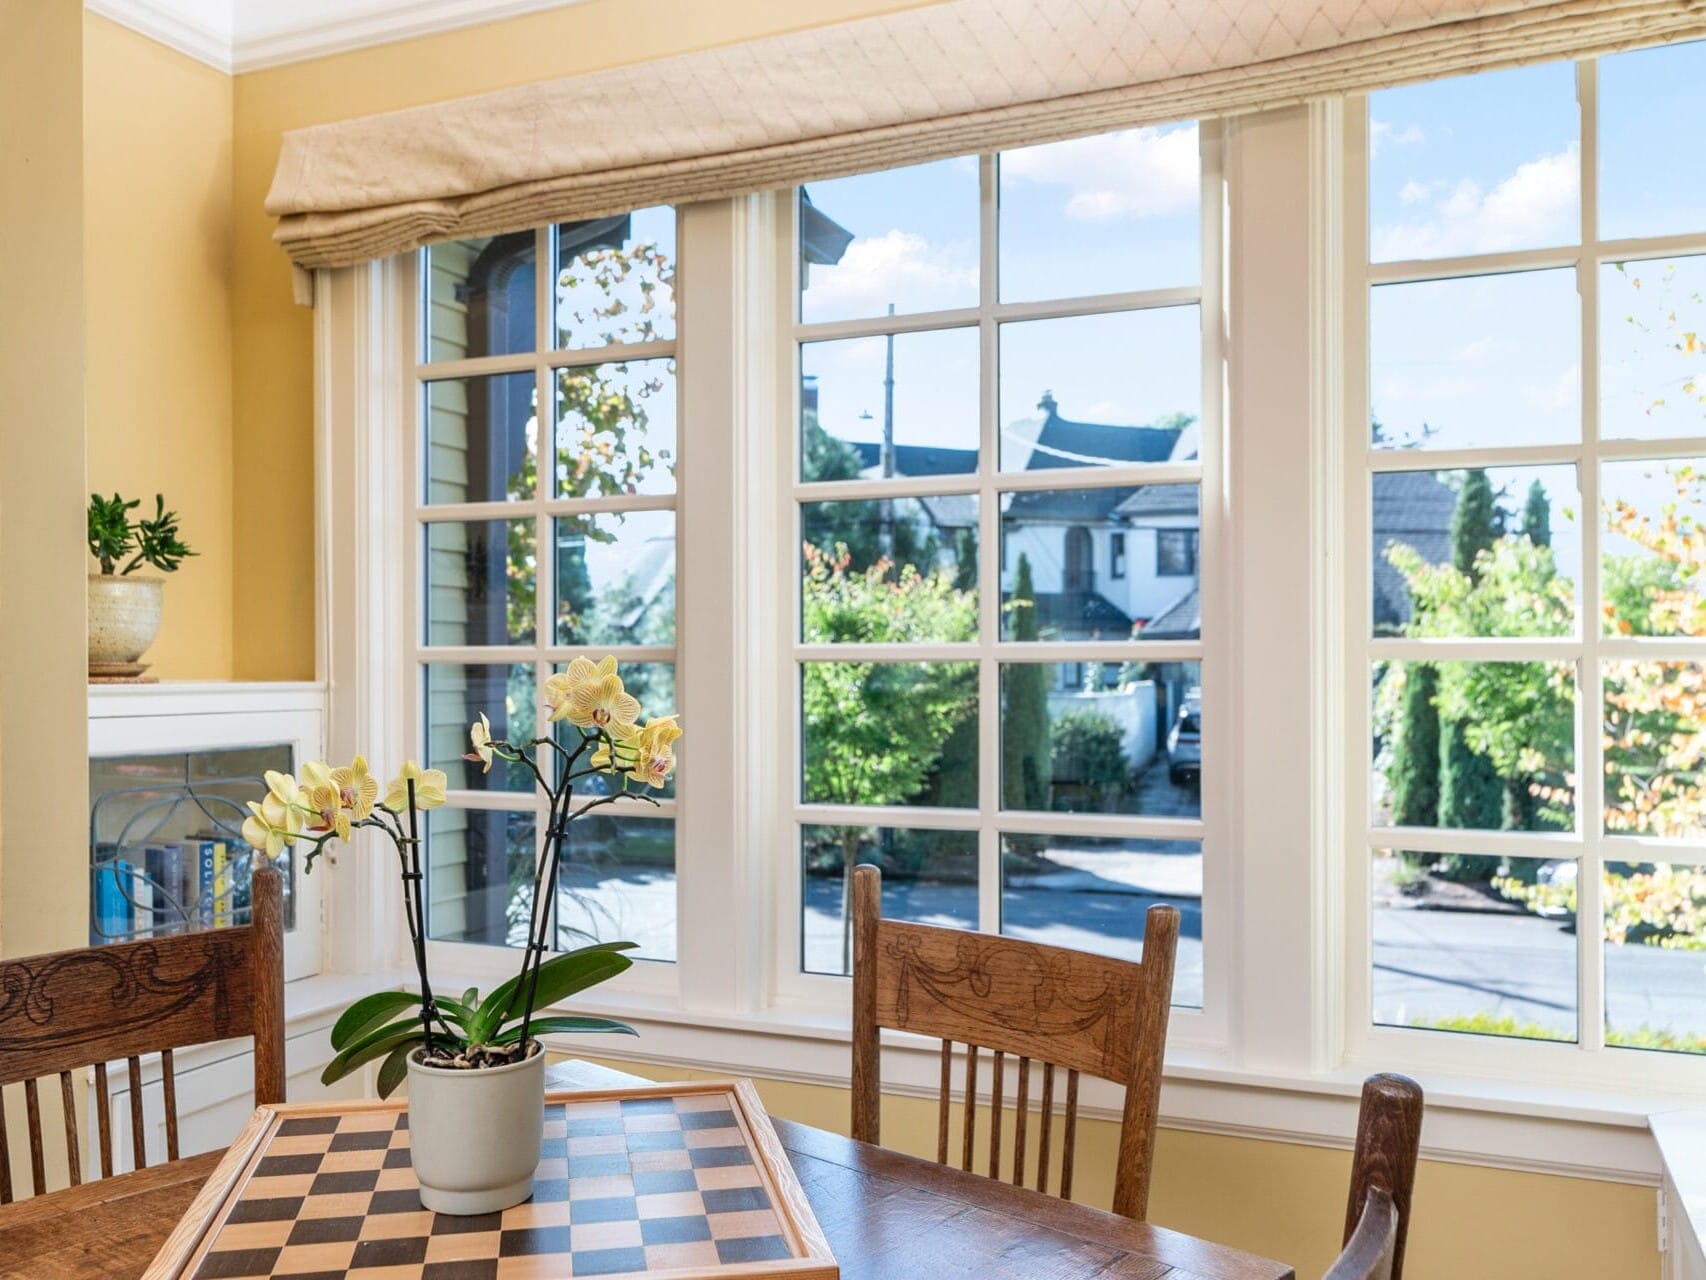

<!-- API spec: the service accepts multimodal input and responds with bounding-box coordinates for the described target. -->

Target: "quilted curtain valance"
[267,0,1706,277]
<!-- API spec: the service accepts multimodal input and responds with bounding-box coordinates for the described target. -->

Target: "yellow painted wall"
[84,13,235,679]
[575,1055,1661,1279]
[228,0,934,679]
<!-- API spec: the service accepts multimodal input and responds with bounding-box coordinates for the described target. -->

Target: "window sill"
[400,967,1678,1186]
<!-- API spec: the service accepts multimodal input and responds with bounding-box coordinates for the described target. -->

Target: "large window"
[413,211,681,962]
[1352,45,1706,1067]
[785,125,1220,1010]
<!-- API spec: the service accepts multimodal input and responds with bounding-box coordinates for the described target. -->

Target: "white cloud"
[1370,120,1426,158]
[1398,179,1431,206]
[804,230,976,313]
[1373,143,1579,260]
[1001,125,1198,220]
[1525,362,1580,413]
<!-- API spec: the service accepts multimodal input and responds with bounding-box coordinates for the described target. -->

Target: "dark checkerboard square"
[368,1188,424,1215]
[350,1236,428,1267]
[565,1153,629,1177]
[619,1096,678,1115]
[567,1116,623,1137]
[689,1145,752,1169]
[431,1210,504,1235]
[383,1146,413,1169]
[632,1169,697,1195]
[225,1196,303,1223]
[275,1115,342,1137]
[309,1168,380,1195]
[540,1135,567,1158]
[640,1215,712,1245]
[571,1196,636,1224]
[194,1246,281,1278]
[501,1225,571,1256]
[329,1129,392,1151]
[625,1130,685,1151]
[703,1186,772,1213]
[423,1263,497,1280]
[679,1109,737,1131]
[571,1246,648,1275]
[255,1153,322,1177]
[717,1234,794,1263]
[287,1216,363,1245]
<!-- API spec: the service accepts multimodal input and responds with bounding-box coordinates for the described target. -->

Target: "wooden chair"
[850,863,1178,1219]
[0,864,285,1200]
[1324,1074,1423,1280]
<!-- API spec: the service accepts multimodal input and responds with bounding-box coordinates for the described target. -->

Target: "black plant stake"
[403,777,439,1057]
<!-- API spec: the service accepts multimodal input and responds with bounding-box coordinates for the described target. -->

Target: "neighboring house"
[1370,469,1458,634]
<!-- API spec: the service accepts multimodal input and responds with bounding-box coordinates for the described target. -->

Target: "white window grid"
[770,129,1230,1041]
[402,221,682,991]
[1343,63,1706,1086]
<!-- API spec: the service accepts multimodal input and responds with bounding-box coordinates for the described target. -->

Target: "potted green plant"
[243,657,680,1214]
[86,492,195,675]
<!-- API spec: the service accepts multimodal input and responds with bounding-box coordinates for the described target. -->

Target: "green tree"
[1389,662,1441,828]
[1050,709,1129,812]
[1451,468,1502,579]
[1522,479,1552,548]
[800,543,978,966]
[1002,555,1051,815]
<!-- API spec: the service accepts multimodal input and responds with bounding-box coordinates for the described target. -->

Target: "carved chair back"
[850,864,1178,1219]
[1324,1074,1423,1280]
[0,865,285,1200]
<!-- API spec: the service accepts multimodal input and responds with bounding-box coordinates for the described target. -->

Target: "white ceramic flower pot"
[406,1043,544,1215]
[87,574,164,666]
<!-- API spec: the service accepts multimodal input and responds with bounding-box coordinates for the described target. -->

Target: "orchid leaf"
[492,1016,636,1045]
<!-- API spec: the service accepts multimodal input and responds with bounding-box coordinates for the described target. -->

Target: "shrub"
[1050,710,1130,811]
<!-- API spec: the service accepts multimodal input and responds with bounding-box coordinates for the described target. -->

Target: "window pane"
[555,207,676,349]
[1371,661,1574,832]
[554,358,676,498]
[999,308,1200,471]
[427,807,535,946]
[1598,41,1706,242]
[424,519,536,646]
[801,824,976,975]
[1370,270,1580,451]
[554,511,675,646]
[1001,484,1199,642]
[554,663,677,800]
[998,123,1200,302]
[1369,63,1579,263]
[1373,851,1578,1042]
[1001,834,1202,1007]
[1372,465,1578,637]
[556,813,676,962]
[1600,258,1706,442]
[1602,457,1706,637]
[801,662,978,809]
[1605,862,1706,1055]
[424,373,537,505]
[1605,661,1706,838]
[800,498,979,643]
[1000,662,1201,819]
[424,231,536,362]
[800,329,978,483]
[798,159,979,324]
[425,663,536,795]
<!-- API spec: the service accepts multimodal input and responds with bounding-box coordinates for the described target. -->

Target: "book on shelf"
[94,860,134,941]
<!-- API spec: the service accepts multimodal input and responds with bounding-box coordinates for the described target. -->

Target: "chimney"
[1037,389,1057,416]
[801,374,819,414]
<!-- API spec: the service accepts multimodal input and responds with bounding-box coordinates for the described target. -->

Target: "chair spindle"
[960,1045,978,1172]
[94,1062,113,1178]
[936,1042,952,1164]
[1036,1063,1055,1195]
[1060,1068,1080,1199]
[0,1091,13,1204]
[161,1049,180,1162]
[987,1050,1004,1179]
[58,1072,80,1186]
[1012,1057,1030,1187]
[127,1056,146,1170]
[23,1078,45,1196]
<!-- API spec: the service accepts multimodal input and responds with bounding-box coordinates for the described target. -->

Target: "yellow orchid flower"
[567,670,641,734]
[332,755,379,821]
[543,655,616,723]
[382,760,449,812]
[469,714,496,774]
[243,770,308,857]
[589,720,643,773]
[628,716,682,789]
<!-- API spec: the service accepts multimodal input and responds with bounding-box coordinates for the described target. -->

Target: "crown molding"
[85,0,234,73]
[85,0,590,76]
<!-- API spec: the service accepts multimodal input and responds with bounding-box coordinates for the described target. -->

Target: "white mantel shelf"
[89,680,327,718]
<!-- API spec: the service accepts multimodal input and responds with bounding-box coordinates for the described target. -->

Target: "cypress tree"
[1390,663,1441,827]
[1003,555,1052,814]
[1451,468,1502,579]
[1521,479,1551,548]
[1438,471,1507,844]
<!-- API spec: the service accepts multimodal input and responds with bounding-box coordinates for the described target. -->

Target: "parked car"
[1167,688,1202,787]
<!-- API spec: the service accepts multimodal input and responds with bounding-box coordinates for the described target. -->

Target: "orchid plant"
[243,657,680,1097]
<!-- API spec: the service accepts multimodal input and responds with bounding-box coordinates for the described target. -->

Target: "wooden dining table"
[0,1059,1295,1280]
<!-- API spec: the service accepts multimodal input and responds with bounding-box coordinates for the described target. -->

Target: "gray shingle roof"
[1372,469,1457,632]
[1138,585,1200,640]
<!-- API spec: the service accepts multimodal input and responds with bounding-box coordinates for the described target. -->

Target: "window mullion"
[977,152,1001,937]
[534,225,557,948]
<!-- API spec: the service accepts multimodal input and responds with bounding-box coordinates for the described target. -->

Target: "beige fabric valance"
[268,0,1706,274]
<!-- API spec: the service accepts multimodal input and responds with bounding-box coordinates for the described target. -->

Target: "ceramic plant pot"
[87,574,164,667]
[406,1042,545,1215]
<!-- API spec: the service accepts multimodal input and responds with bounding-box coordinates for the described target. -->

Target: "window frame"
[1342,61,1706,1090]
[767,129,1230,1044]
